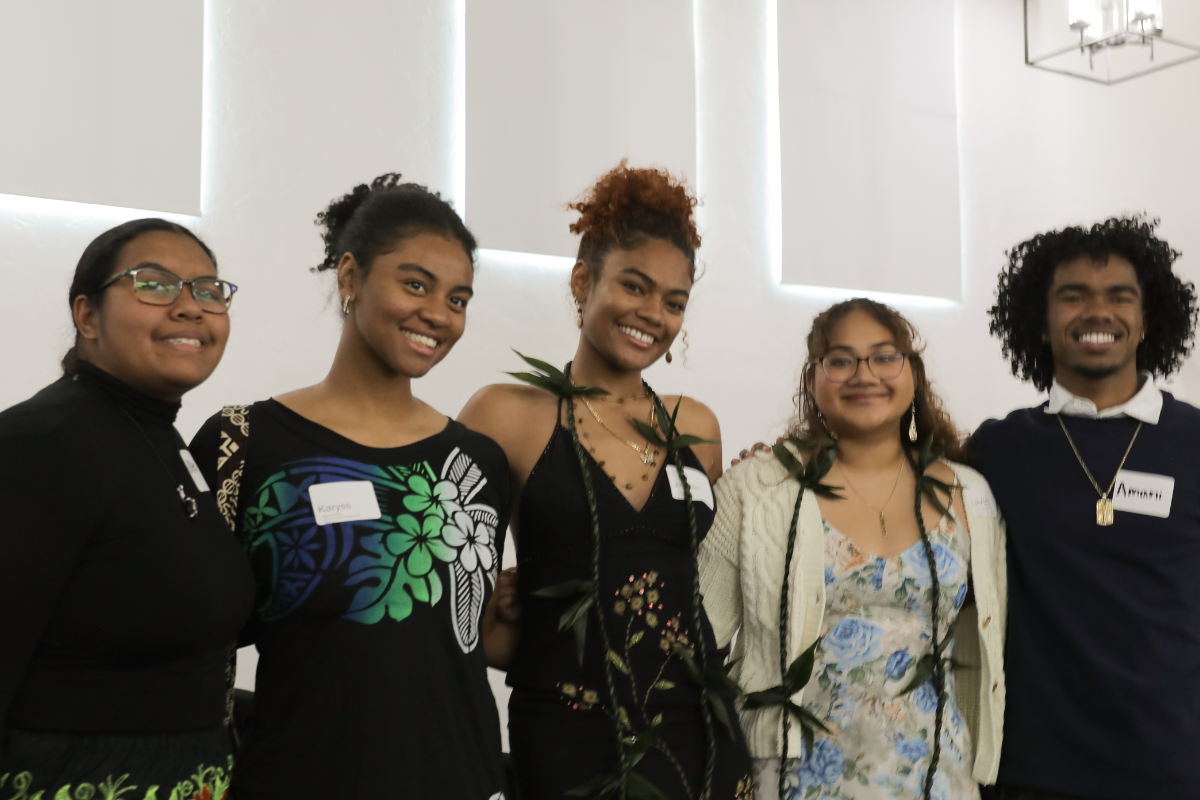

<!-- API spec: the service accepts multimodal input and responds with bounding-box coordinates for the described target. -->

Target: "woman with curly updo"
[460,164,754,799]
[189,174,515,799]
[975,215,1200,800]
[700,300,1007,800]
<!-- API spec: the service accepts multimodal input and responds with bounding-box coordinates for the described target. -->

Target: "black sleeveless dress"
[507,409,754,800]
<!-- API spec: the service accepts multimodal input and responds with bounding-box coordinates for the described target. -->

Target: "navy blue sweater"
[972,393,1200,800]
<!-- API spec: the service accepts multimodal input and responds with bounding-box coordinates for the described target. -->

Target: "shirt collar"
[1045,371,1163,424]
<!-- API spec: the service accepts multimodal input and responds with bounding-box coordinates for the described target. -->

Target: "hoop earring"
[908,400,918,443]
[342,296,350,315]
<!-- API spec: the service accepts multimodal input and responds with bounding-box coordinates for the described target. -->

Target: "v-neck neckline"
[566,423,671,515]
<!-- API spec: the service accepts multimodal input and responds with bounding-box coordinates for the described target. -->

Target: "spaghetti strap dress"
[506,400,754,800]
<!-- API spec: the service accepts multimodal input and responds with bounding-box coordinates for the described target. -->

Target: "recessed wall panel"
[0,1,203,214]
[466,0,696,258]
[779,1,961,300]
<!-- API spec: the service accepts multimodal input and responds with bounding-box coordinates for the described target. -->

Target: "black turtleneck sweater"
[0,362,254,738]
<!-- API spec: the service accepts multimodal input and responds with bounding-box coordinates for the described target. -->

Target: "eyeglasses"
[814,352,908,383]
[96,267,238,314]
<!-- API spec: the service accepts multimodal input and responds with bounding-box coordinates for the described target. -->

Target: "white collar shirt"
[1045,371,1163,425]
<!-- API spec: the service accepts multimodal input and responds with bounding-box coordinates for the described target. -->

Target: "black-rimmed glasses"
[814,352,908,382]
[96,267,238,314]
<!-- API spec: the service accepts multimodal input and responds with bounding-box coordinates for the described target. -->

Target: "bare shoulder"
[458,383,559,480]
[658,394,720,440]
[927,460,970,531]
[459,383,556,435]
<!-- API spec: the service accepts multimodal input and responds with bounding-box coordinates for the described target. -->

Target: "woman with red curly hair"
[461,164,754,799]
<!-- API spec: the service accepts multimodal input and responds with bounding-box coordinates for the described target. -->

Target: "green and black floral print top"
[191,400,511,800]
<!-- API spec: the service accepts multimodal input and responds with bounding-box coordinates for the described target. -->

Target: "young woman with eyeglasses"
[0,219,254,800]
[188,174,514,800]
[699,299,1007,800]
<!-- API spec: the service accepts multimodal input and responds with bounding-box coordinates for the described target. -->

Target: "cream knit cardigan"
[698,445,1007,784]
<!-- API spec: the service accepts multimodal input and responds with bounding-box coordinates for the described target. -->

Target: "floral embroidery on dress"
[770,516,977,800]
[0,758,232,800]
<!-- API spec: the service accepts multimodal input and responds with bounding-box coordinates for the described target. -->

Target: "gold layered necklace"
[836,457,906,537]
[579,396,659,467]
[1056,415,1143,526]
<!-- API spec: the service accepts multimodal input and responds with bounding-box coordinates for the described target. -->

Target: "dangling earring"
[575,303,584,329]
[908,400,918,443]
[817,410,838,440]
[342,296,350,315]
[665,351,673,364]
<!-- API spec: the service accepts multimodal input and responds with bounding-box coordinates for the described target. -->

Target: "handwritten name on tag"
[667,466,715,510]
[1112,469,1175,519]
[179,449,210,493]
[308,480,382,526]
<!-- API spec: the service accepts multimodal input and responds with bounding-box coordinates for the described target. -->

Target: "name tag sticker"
[308,480,382,526]
[966,482,999,518]
[667,466,715,510]
[1112,470,1175,518]
[179,449,210,493]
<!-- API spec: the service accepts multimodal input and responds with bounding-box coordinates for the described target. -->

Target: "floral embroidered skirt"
[0,727,232,800]
[509,691,756,800]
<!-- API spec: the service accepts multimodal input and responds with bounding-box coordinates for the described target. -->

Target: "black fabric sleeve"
[188,411,225,495]
[0,424,95,728]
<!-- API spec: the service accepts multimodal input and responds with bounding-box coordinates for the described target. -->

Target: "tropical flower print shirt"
[191,401,511,800]
[770,515,977,800]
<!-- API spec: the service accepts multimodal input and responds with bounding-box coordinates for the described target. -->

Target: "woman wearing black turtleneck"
[0,220,254,800]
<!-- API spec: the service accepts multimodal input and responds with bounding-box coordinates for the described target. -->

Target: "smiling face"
[1046,254,1144,385]
[340,231,474,379]
[571,237,692,371]
[811,309,914,439]
[73,230,229,401]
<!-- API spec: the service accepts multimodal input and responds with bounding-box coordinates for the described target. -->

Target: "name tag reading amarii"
[308,480,383,526]
[1111,470,1175,519]
[667,466,715,510]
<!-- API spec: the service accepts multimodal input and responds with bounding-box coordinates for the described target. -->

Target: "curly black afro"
[988,214,1198,392]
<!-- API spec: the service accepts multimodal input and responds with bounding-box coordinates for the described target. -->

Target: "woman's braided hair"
[780,298,964,800]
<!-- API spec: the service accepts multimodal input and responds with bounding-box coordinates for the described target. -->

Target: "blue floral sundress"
[762,514,978,800]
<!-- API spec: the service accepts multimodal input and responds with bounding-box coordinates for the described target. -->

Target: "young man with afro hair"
[973,215,1200,800]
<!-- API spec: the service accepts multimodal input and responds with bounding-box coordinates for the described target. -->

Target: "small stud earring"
[665,351,673,364]
[342,296,350,315]
[908,400,918,443]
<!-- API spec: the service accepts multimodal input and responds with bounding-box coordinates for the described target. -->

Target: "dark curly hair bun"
[568,161,700,277]
[314,172,476,274]
[989,213,1198,391]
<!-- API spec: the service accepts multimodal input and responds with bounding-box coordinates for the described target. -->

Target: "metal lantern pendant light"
[1025,0,1200,84]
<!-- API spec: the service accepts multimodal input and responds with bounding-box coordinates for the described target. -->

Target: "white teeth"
[1079,332,1116,345]
[403,330,438,348]
[164,338,202,347]
[618,325,655,345]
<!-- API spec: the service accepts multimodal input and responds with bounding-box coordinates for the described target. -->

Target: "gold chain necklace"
[1056,415,1143,526]
[835,457,906,537]
[579,396,659,466]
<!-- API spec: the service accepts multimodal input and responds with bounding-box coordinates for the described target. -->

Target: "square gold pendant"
[1096,497,1114,526]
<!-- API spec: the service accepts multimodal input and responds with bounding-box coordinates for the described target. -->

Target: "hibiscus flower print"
[401,474,462,520]
[387,513,457,576]
[443,510,495,574]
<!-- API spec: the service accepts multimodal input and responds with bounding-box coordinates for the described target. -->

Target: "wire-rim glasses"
[96,267,238,314]
[814,352,908,383]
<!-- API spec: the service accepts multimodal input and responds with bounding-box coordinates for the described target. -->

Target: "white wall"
[3,0,1199,751]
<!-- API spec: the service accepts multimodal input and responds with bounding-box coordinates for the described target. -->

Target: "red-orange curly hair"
[568,161,700,278]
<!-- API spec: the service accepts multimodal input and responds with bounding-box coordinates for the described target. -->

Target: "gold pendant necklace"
[1056,415,1143,526]
[579,397,659,467]
[836,457,906,538]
